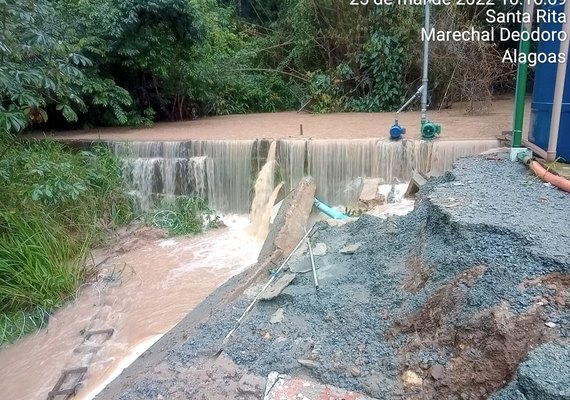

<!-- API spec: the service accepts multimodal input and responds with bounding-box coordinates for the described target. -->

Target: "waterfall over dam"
[110,139,500,213]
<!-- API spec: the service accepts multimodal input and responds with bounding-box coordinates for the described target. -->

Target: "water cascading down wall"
[111,139,500,213]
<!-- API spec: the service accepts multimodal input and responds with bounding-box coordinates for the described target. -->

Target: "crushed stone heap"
[104,156,570,400]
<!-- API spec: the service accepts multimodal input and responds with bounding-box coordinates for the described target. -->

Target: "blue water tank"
[529,3,570,161]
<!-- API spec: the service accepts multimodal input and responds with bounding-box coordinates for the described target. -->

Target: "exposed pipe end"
[511,147,532,163]
[546,150,558,163]
[517,151,532,165]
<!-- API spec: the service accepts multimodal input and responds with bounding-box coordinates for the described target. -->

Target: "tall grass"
[0,211,85,313]
[0,138,133,345]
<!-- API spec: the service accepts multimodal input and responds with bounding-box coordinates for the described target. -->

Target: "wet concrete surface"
[98,155,570,400]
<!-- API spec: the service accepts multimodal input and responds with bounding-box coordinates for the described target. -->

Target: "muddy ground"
[97,155,570,400]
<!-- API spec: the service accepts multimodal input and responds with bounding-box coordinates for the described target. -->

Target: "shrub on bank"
[0,139,133,344]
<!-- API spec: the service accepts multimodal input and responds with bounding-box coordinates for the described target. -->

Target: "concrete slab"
[405,170,427,198]
[359,178,381,202]
[264,373,378,400]
[259,273,297,300]
[258,178,316,267]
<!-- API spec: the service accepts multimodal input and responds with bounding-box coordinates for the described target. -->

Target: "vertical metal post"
[547,0,570,161]
[421,0,431,124]
[512,0,535,148]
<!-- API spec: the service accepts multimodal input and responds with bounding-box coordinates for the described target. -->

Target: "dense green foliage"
[1,0,515,136]
[0,139,134,343]
[0,138,222,344]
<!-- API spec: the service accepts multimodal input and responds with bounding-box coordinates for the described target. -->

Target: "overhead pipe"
[396,85,424,126]
[419,0,441,140]
[390,0,440,140]
[517,153,570,193]
[421,0,430,124]
[547,0,570,161]
[512,0,535,148]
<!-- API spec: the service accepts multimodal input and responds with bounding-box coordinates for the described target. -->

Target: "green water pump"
[421,120,441,140]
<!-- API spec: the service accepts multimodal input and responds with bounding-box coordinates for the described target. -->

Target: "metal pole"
[222,226,314,344]
[421,0,431,124]
[547,1,570,161]
[307,236,319,289]
[396,85,424,124]
[512,0,535,148]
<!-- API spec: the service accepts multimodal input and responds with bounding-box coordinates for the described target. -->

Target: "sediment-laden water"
[112,139,500,212]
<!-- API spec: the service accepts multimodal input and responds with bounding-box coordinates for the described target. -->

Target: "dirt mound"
[394,264,557,399]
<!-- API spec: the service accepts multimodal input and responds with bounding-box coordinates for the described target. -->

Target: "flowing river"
[0,216,261,400]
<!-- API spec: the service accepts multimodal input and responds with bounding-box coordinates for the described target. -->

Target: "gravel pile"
[116,156,570,399]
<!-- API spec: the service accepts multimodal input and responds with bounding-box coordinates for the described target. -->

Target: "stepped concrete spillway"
[108,138,502,213]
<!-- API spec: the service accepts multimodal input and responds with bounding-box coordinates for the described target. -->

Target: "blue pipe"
[313,198,348,220]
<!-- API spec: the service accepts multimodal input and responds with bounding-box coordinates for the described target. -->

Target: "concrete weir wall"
[105,138,501,213]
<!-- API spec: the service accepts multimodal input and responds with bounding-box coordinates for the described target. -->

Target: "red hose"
[530,161,570,193]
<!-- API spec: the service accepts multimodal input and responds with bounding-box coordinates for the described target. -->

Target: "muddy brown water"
[38,98,524,142]
[0,216,261,400]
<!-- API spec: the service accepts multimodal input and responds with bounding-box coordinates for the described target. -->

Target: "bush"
[0,139,133,344]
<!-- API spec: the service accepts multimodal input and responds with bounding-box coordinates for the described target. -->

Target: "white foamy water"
[369,183,415,219]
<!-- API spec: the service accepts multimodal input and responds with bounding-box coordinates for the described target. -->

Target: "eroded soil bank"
[98,156,570,400]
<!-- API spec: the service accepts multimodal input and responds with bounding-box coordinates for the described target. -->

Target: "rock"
[354,178,385,213]
[359,179,381,202]
[259,272,296,300]
[340,243,361,255]
[430,364,445,380]
[238,374,262,394]
[312,243,327,256]
[289,259,313,273]
[544,322,558,328]
[351,367,362,377]
[402,370,423,388]
[297,359,319,368]
[261,331,272,340]
[518,342,570,400]
[270,308,284,324]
